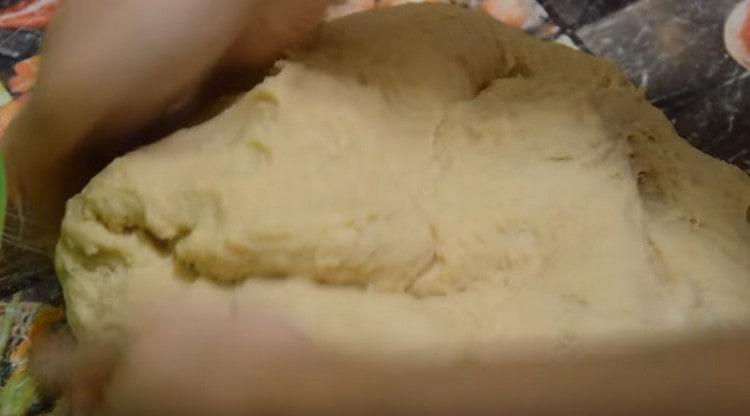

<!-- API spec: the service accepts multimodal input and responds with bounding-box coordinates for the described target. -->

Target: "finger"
[223,0,330,69]
[28,329,76,395]
[4,0,255,229]
[95,304,317,415]
[29,329,123,415]
[33,0,254,141]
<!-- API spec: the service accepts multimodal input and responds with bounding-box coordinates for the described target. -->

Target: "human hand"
[32,306,346,416]
[0,0,329,240]
[31,303,750,416]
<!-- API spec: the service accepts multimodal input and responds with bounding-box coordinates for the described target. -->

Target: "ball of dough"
[57,4,750,361]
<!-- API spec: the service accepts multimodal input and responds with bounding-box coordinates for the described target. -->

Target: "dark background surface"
[541,0,749,173]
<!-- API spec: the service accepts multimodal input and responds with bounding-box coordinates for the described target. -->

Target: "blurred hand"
[0,0,329,240]
[33,307,340,416]
[32,303,750,416]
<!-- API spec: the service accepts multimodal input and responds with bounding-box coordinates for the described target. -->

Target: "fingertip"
[221,0,329,69]
[28,329,76,394]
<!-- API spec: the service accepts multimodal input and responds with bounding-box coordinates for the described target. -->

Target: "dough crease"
[57,4,750,361]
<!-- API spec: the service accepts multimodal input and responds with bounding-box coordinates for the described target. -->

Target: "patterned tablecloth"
[0,1,748,414]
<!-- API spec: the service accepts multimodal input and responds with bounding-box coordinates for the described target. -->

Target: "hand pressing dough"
[57,4,750,361]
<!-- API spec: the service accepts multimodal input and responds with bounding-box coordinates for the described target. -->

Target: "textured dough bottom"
[56,4,750,362]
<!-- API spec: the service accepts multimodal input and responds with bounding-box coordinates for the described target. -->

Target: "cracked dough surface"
[57,4,750,361]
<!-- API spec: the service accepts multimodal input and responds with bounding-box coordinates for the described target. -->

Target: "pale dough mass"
[57,4,750,360]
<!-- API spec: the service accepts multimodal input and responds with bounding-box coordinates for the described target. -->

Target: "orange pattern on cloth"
[0,93,29,137]
[9,56,40,95]
[1,302,65,368]
[0,0,60,29]
[0,302,65,415]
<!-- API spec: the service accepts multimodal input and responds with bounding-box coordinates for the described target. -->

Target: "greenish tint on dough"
[56,4,750,361]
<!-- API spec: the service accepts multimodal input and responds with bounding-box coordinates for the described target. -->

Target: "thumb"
[222,0,330,69]
[30,329,122,416]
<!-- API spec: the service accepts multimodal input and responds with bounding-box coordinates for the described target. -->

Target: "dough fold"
[57,4,750,360]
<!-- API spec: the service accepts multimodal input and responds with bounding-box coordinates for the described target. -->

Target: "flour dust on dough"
[56,4,750,361]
